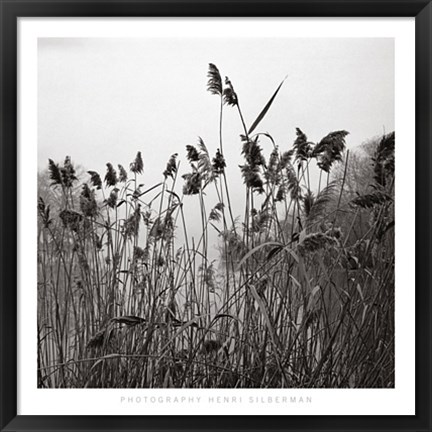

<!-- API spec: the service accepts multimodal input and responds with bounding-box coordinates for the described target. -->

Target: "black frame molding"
[1,1,431,431]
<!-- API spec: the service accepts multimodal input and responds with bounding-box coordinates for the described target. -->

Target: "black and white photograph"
[36,36,395,390]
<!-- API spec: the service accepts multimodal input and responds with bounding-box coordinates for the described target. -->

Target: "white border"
[18,17,415,416]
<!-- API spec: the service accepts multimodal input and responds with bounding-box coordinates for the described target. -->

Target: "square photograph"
[36,37,395,389]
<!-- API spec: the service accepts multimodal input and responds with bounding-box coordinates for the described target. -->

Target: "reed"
[37,65,395,388]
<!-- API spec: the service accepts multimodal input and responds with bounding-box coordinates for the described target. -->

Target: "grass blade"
[248,76,287,135]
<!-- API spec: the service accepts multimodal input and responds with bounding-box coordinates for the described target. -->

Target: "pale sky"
[38,37,394,256]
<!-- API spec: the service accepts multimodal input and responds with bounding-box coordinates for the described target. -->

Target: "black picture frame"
[1,1,430,431]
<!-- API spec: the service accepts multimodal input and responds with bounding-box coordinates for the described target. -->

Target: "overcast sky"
[38,37,394,256]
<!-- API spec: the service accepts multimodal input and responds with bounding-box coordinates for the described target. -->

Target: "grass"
[37,64,395,388]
